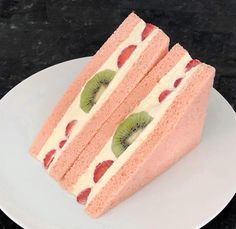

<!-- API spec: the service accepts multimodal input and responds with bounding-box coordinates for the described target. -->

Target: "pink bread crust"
[29,12,141,157]
[85,63,215,218]
[61,44,187,190]
[49,29,170,180]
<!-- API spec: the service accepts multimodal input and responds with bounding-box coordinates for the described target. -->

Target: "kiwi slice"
[112,111,153,158]
[80,69,116,113]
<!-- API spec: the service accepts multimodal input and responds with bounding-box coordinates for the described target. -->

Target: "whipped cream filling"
[70,54,200,206]
[37,21,159,169]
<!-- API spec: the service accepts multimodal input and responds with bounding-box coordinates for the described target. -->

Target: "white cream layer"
[36,21,159,169]
[71,54,200,206]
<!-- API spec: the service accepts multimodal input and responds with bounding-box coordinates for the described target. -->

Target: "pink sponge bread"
[61,44,187,190]
[85,63,215,218]
[29,12,170,181]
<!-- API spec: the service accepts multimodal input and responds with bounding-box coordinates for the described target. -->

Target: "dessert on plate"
[29,12,215,218]
[30,12,170,181]
[61,44,215,217]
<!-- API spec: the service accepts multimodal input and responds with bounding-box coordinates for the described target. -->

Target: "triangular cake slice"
[29,12,170,180]
[62,44,215,217]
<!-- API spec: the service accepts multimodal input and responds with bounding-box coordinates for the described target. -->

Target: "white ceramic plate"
[0,57,236,229]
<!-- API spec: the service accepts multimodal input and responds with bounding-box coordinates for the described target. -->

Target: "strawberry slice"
[93,160,114,183]
[141,23,155,41]
[65,120,77,137]
[174,77,183,88]
[185,59,200,72]
[158,89,172,103]
[76,187,91,205]
[59,139,67,149]
[43,149,56,169]
[117,45,137,68]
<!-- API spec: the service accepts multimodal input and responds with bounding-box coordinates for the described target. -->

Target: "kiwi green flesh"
[80,69,116,113]
[112,111,153,158]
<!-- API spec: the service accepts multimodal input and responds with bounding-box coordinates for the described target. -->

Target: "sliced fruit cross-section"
[65,120,78,137]
[59,139,67,149]
[185,59,200,72]
[93,160,114,183]
[112,111,153,158]
[158,89,172,103]
[76,187,92,205]
[174,78,183,88]
[117,45,137,68]
[80,69,116,113]
[141,23,155,41]
[43,149,56,169]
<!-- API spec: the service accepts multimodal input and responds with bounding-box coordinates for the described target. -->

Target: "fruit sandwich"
[29,12,216,218]
[30,12,170,180]
[61,44,215,217]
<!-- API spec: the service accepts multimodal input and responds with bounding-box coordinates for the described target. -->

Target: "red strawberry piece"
[65,120,77,137]
[43,149,56,169]
[141,23,155,41]
[117,45,137,68]
[93,160,114,183]
[158,89,172,103]
[59,139,67,149]
[174,77,183,88]
[185,59,200,72]
[76,187,91,205]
